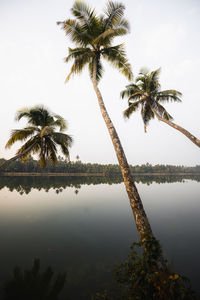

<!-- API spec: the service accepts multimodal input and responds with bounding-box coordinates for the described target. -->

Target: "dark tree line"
[0,157,200,175]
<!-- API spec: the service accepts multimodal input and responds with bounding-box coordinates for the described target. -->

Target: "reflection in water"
[0,175,200,195]
[2,239,198,300]
[0,177,199,299]
[2,259,66,300]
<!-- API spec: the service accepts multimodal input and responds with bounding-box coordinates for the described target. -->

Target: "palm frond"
[65,47,92,63]
[121,86,142,99]
[102,44,132,80]
[44,137,58,165]
[16,136,39,157]
[156,90,182,103]
[152,102,173,120]
[71,1,97,35]
[5,127,38,148]
[57,19,91,46]
[104,1,125,29]
[53,115,67,131]
[52,132,73,160]
[141,103,155,131]
[128,93,145,103]
[115,17,130,31]
[123,100,141,118]
[65,50,93,82]
[52,132,73,148]
[15,108,30,121]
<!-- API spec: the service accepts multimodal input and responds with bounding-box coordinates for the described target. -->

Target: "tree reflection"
[0,175,199,195]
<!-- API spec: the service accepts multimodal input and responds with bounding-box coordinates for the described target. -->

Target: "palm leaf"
[141,103,154,131]
[65,47,92,63]
[152,102,173,120]
[16,136,39,157]
[102,44,132,80]
[5,127,38,148]
[156,90,182,103]
[53,115,67,131]
[44,137,58,165]
[104,1,125,29]
[123,100,141,119]
[65,50,93,82]
[120,84,141,99]
[57,19,91,46]
[71,1,97,35]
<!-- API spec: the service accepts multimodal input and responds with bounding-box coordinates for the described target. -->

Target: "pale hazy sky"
[0,0,200,166]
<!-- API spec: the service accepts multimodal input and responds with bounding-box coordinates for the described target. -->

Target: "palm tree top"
[15,105,67,132]
[121,68,182,131]
[57,0,132,82]
[5,106,73,168]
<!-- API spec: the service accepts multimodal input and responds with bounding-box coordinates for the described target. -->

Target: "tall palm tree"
[121,68,200,148]
[57,1,153,240]
[0,106,73,169]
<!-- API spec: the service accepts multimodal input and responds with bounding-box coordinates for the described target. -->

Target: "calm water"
[0,176,199,299]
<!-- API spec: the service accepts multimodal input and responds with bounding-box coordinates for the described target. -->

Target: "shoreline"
[0,172,200,177]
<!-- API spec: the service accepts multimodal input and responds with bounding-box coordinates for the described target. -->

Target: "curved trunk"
[0,141,37,171]
[152,109,200,148]
[92,62,153,240]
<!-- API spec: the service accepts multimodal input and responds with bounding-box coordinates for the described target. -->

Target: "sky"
[0,0,200,166]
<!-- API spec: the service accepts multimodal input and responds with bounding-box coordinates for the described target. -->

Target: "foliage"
[57,0,132,83]
[4,106,73,168]
[121,68,182,131]
[94,236,199,300]
[1,157,200,176]
[3,259,66,300]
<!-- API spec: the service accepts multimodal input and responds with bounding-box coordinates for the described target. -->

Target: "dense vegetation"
[0,157,199,175]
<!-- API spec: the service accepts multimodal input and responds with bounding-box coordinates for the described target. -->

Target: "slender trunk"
[92,62,153,240]
[0,142,37,171]
[152,108,200,148]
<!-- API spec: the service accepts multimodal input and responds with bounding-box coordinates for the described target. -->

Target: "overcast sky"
[0,0,200,166]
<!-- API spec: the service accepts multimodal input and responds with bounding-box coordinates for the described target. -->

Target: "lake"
[0,175,199,299]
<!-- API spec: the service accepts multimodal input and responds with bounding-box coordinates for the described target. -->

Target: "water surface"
[0,176,199,298]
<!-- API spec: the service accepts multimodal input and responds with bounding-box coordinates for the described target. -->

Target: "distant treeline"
[0,157,200,175]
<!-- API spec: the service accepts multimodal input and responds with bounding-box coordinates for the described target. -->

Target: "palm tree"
[0,106,73,169]
[121,68,200,148]
[57,1,153,240]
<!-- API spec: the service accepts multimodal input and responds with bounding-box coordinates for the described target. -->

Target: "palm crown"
[121,68,182,131]
[5,106,73,167]
[57,1,132,83]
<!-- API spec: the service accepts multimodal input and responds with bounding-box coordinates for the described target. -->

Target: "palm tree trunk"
[152,109,200,148]
[0,142,37,171]
[92,62,153,240]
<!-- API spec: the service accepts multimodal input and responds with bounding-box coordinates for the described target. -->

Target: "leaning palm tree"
[57,1,154,241]
[0,106,73,169]
[121,68,200,148]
